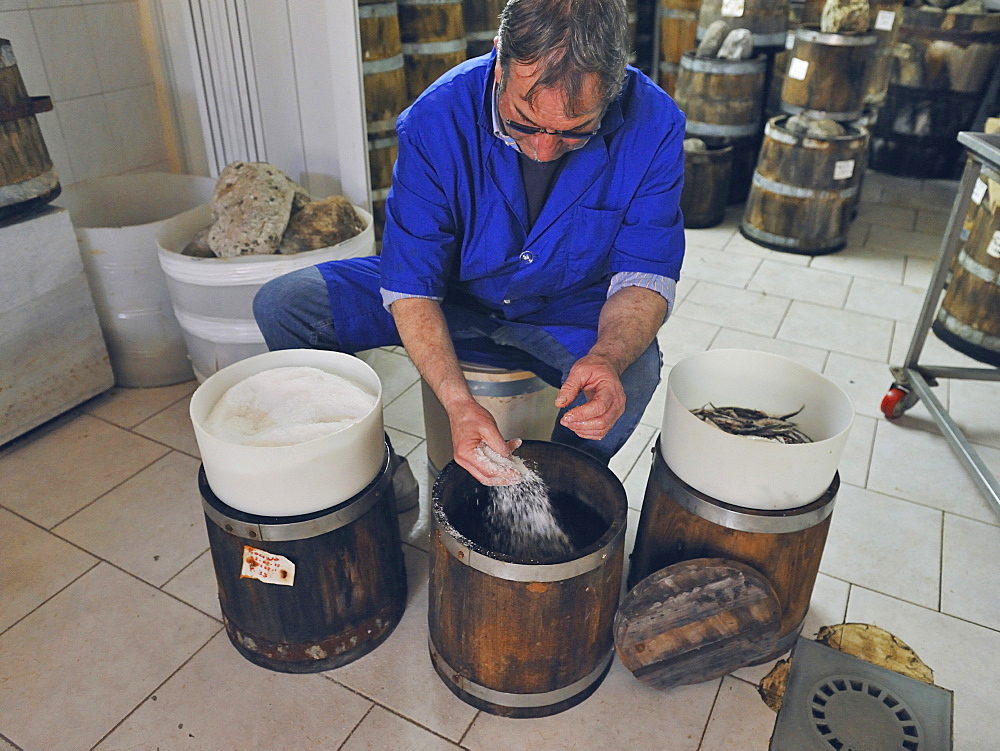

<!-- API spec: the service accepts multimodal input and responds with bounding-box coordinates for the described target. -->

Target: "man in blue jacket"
[254,0,685,488]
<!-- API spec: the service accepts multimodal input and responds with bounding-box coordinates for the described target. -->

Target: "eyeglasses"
[502,118,600,141]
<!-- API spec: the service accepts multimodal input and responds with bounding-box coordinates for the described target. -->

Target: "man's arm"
[389,297,521,484]
[555,285,667,440]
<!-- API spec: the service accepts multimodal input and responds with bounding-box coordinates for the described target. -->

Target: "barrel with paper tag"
[697,0,789,51]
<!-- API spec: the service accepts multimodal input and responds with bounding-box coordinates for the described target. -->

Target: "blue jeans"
[253,265,662,464]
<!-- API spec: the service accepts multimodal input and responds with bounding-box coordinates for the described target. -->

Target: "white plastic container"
[157,203,374,381]
[661,349,854,510]
[190,349,385,516]
[56,173,217,387]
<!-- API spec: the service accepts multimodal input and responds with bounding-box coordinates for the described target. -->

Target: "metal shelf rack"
[881,131,1000,518]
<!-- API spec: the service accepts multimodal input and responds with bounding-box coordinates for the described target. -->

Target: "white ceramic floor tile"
[30,6,102,101]
[0,508,96,633]
[358,347,421,406]
[748,260,851,309]
[723,232,811,266]
[387,426,422,457]
[623,448,654,513]
[609,422,657,481]
[462,661,719,751]
[83,1,152,91]
[699,676,777,751]
[889,320,984,369]
[846,586,990,750]
[945,378,1000,451]
[162,550,222,621]
[383,381,426,439]
[657,315,721,366]
[853,201,916,231]
[0,413,168,528]
[866,225,944,260]
[133,397,201,457]
[685,222,737,251]
[874,174,929,209]
[778,301,894,362]
[398,445,433,552]
[823,351,943,422]
[54,452,208,587]
[868,419,1000,526]
[915,209,950,237]
[902,255,938,289]
[340,706,463,751]
[679,243,761,287]
[80,380,197,429]
[844,277,929,324]
[675,282,791,337]
[808,245,906,284]
[941,515,1000,631]
[819,483,941,609]
[94,632,371,751]
[837,414,875,489]
[710,328,829,371]
[0,563,218,751]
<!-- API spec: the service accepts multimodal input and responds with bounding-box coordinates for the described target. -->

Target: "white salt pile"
[475,444,573,560]
[203,366,377,446]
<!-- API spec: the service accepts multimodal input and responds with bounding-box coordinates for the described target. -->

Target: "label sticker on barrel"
[972,178,988,205]
[721,0,745,17]
[788,58,809,81]
[988,231,1000,259]
[874,10,896,31]
[241,546,295,586]
[833,159,856,180]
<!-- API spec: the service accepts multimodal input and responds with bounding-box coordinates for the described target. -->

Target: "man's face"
[494,60,604,163]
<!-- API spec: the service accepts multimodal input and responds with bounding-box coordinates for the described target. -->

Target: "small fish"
[691,404,813,444]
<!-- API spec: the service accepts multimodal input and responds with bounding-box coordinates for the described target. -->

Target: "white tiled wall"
[1,0,170,187]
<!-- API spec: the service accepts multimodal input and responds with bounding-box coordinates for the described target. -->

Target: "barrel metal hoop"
[752,173,858,200]
[781,102,865,123]
[429,637,614,708]
[370,187,391,201]
[465,375,549,397]
[438,520,625,582]
[466,30,497,42]
[368,134,399,151]
[680,56,767,75]
[742,222,846,251]
[0,42,15,67]
[202,452,391,542]
[794,28,877,47]
[362,53,404,75]
[956,248,1000,285]
[936,309,1000,351]
[367,117,398,134]
[357,2,397,18]
[659,61,681,73]
[654,456,838,533]
[687,120,762,139]
[661,8,698,20]
[0,168,59,209]
[751,31,793,47]
[980,164,1000,185]
[401,39,466,55]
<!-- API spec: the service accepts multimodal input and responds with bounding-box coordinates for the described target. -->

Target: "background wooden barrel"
[628,448,839,663]
[200,455,407,673]
[787,0,823,28]
[741,115,868,255]
[697,0,790,50]
[657,0,700,96]
[367,130,398,241]
[681,143,733,229]
[0,38,59,220]
[675,52,768,140]
[869,8,1000,179]
[780,25,876,122]
[429,440,627,717]
[397,0,467,104]
[462,0,502,59]
[863,0,903,107]
[932,168,1000,367]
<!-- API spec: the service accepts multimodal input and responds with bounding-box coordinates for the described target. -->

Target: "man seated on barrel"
[253,0,686,495]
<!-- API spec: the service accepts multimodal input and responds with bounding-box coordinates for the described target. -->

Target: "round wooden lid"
[614,557,782,690]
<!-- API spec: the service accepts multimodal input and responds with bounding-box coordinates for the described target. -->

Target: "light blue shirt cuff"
[381,287,444,313]
[608,272,676,319]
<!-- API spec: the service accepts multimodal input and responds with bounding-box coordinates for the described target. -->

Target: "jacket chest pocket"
[560,205,627,286]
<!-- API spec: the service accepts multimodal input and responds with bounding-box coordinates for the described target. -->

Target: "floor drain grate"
[771,637,953,750]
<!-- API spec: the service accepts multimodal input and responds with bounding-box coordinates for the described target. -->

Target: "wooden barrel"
[848,106,877,220]
[870,8,1000,179]
[657,0,700,97]
[675,52,768,140]
[0,39,60,220]
[681,143,733,229]
[628,0,639,64]
[787,0,823,28]
[200,450,407,673]
[628,447,839,663]
[780,25,876,122]
[429,440,627,717]
[932,167,1000,367]
[697,0,790,50]
[397,0,467,104]
[421,363,559,479]
[367,128,397,241]
[462,0,502,59]
[741,116,868,255]
[359,1,408,130]
[863,0,903,107]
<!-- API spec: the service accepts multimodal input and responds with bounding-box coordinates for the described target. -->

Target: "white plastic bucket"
[661,349,854,510]
[157,203,374,381]
[190,349,385,516]
[55,173,216,387]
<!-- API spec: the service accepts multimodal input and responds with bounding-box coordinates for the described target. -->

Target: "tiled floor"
[2,170,998,750]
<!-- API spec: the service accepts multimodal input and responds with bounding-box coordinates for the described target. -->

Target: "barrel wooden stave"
[675,53,767,139]
[864,0,903,106]
[398,0,466,102]
[463,0,503,58]
[658,0,700,96]
[681,144,734,229]
[697,0,790,49]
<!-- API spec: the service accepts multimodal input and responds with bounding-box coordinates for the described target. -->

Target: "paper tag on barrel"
[874,10,896,31]
[833,160,855,181]
[721,0,745,17]
[788,58,808,81]
[988,231,1000,260]
[972,179,988,206]
[241,545,296,586]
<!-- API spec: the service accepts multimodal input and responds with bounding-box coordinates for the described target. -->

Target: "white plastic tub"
[190,349,385,516]
[157,202,374,380]
[660,349,854,510]
[56,173,217,387]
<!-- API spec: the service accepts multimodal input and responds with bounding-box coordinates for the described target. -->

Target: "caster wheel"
[881,384,917,419]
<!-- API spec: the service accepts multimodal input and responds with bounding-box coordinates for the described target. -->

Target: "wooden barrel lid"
[614,557,782,690]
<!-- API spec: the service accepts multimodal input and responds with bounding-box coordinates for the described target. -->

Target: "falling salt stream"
[475,445,573,560]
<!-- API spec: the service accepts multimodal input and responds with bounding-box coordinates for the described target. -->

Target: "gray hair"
[496,0,629,117]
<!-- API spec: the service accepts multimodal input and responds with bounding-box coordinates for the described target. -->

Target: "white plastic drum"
[190,349,385,517]
[661,349,854,510]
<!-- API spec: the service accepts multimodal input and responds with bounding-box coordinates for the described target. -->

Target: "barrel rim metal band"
[435,515,625,582]
[795,27,877,47]
[367,117,398,134]
[0,168,58,208]
[936,309,1000,352]
[955,247,999,286]
[368,134,399,151]
[742,221,846,252]
[654,453,839,533]
[752,172,859,200]
[981,164,1000,185]
[781,102,866,124]
[428,637,614,708]
[201,450,391,542]
[371,186,391,201]
[357,1,397,18]
[697,28,789,48]
[680,53,767,74]
[661,8,697,20]
[464,374,550,397]
[362,53,404,75]
[765,118,866,145]
[401,39,466,55]
[466,30,497,42]
[659,61,681,73]
[687,120,762,138]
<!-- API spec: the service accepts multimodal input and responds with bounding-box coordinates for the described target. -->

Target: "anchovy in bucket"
[691,404,813,444]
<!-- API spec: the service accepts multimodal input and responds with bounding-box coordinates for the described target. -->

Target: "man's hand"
[448,401,523,485]
[554,355,626,441]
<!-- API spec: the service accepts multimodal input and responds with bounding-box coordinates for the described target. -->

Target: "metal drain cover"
[770,637,953,751]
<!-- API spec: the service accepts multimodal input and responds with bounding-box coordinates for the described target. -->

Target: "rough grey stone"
[947,0,985,13]
[922,0,952,9]
[697,20,731,57]
[180,227,215,258]
[820,0,871,33]
[717,29,754,60]
[784,115,846,138]
[278,195,367,255]
[683,138,709,152]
